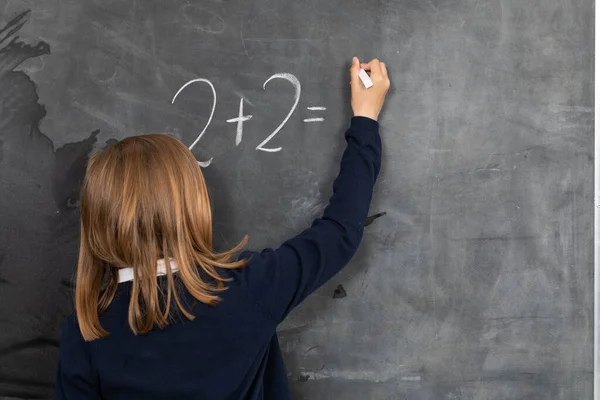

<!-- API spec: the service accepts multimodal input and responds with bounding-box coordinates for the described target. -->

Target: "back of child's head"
[76,134,246,341]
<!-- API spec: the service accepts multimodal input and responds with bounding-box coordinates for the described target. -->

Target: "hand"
[350,57,390,121]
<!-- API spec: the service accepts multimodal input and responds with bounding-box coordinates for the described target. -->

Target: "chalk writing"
[172,73,325,166]
[304,105,326,123]
[171,78,217,167]
[257,73,301,152]
[303,117,325,123]
[226,97,252,146]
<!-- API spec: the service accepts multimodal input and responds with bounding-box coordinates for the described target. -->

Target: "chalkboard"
[0,1,593,398]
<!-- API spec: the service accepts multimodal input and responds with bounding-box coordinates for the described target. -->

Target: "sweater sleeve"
[56,316,101,400]
[238,116,382,323]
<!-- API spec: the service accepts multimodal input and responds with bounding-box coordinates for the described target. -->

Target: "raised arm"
[239,58,390,323]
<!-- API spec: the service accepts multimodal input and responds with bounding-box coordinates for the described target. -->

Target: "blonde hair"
[76,134,246,341]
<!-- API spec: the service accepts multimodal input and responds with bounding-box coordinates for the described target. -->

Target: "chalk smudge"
[332,284,347,299]
[365,211,386,227]
[0,10,99,398]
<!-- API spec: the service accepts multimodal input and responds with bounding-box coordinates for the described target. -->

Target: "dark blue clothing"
[57,117,381,399]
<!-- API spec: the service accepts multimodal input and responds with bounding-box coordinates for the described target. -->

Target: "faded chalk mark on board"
[0,10,30,46]
[0,337,59,358]
[365,211,386,227]
[0,251,8,284]
[61,279,75,290]
[304,345,320,354]
[333,284,347,298]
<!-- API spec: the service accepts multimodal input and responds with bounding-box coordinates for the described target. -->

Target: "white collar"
[118,258,179,283]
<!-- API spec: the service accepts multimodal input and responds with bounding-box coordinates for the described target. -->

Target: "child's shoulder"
[61,312,78,328]
[59,312,86,344]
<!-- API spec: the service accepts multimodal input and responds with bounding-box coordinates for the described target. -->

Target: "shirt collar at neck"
[118,259,179,283]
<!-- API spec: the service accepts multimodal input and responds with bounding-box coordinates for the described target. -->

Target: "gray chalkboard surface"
[0,1,593,399]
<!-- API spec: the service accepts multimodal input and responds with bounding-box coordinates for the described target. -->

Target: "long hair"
[76,134,247,341]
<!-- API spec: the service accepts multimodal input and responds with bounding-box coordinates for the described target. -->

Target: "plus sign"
[226,97,253,146]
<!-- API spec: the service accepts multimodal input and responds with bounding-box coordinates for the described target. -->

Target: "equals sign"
[304,106,326,122]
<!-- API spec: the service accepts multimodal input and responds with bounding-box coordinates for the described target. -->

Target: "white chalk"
[358,68,373,88]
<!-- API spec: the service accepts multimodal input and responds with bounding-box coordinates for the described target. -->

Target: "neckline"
[118,259,179,283]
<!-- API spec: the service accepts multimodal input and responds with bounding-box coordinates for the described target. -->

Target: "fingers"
[369,59,382,76]
[360,59,380,74]
[360,60,377,71]
[380,62,388,79]
[352,57,390,88]
[350,56,361,89]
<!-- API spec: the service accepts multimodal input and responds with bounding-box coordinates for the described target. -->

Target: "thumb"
[350,56,361,88]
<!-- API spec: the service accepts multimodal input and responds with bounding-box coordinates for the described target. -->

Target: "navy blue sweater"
[57,117,381,399]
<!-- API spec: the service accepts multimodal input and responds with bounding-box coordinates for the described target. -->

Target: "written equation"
[172,73,326,167]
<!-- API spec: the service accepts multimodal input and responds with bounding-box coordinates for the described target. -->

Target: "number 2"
[256,73,301,152]
[171,78,217,167]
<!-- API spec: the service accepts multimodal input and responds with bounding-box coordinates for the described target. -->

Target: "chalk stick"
[358,68,373,88]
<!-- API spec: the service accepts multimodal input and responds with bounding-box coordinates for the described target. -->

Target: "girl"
[57,57,390,399]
